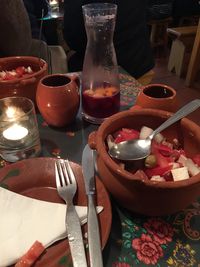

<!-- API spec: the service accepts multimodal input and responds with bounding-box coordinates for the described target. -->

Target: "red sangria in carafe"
[81,3,120,124]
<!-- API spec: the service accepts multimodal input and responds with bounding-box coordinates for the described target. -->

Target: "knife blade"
[82,144,103,267]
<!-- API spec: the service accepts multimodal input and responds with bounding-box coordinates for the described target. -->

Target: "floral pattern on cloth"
[111,200,200,267]
[119,72,142,108]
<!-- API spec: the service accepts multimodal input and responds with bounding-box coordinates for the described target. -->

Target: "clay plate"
[0,157,112,266]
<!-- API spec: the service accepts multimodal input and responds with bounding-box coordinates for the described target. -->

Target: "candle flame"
[6,107,16,119]
[5,107,25,121]
[50,0,58,5]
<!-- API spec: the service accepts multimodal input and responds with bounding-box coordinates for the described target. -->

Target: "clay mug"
[36,74,80,127]
[133,83,177,112]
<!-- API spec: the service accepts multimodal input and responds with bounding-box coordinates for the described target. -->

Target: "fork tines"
[55,160,76,187]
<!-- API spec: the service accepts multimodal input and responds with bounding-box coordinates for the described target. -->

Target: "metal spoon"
[109,99,200,161]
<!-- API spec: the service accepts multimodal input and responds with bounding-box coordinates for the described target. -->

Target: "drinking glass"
[0,97,41,162]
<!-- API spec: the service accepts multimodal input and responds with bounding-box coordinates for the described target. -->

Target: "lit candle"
[50,0,58,6]
[3,124,28,141]
[6,106,25,119]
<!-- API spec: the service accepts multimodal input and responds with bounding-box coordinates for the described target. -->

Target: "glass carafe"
[82,3,120,124]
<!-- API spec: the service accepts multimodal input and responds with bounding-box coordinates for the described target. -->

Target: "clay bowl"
[0,56,48,103]
[91,109,200,216]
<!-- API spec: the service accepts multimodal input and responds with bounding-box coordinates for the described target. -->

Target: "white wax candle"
[3,124,28,141]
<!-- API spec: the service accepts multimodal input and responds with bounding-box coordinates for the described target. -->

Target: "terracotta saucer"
[0,157,112,266]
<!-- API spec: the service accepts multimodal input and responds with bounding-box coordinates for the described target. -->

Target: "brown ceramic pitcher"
[36,74,80,127]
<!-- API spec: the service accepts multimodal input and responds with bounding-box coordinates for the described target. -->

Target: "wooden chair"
[186,19,200,86]
[148,17,172,54]
[30,39,68,74]
[167,26,197,76]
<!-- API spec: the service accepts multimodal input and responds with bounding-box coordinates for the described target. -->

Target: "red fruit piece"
[192,154,200,167]
[15,241,45,267]
[131,169,149,180]
[163,170,173,181]
[3,72,16,80]
[114,128,140,143]
[151,143,173,167]
[152,142,173,157]
[171,149,186,161]
[145,165,173,178]
[15,66,25,77]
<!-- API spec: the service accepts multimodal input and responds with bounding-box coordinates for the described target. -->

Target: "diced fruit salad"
[107,126,200,182]
[0,66,34,81]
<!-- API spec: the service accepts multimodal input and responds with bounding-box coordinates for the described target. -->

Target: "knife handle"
[66,204,88,267]
[88,194,103,267]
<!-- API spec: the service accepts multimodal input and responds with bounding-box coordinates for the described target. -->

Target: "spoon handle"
[149,99,200,139]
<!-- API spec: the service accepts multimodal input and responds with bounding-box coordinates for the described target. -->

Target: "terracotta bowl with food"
[0,56,48,103]
[89,109,200,216]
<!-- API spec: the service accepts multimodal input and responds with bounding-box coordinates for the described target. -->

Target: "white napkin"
[0,187,103,267]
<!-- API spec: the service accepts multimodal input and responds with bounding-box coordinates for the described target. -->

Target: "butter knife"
[82,144,103,267]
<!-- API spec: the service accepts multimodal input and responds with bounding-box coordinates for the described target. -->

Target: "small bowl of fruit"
[91,108,200,216]
[0,56,48,103]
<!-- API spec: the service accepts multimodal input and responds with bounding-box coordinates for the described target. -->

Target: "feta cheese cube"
[0,71,6,78]
[107,134,114,149]
[154,133,165,144]
[151,175,165,182]
[185,158,200,176]
[139,126,164,143]
[171,167,189,181]
[170,162,181,169]
[139,126,153,139]
[177,154,187,166]
[27,66,33,73]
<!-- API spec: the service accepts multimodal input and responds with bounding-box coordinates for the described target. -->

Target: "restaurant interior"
[44,0,200,89]
[0,0,200,266]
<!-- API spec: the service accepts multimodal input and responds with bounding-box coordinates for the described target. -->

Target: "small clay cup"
[134,83,177,112]
[89,109,200,216]
[36,74,80,127]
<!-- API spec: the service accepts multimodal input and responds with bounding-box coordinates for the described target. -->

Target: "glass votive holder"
[0,97,41,162]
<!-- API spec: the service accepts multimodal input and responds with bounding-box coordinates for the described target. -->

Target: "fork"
[55,159,88,267]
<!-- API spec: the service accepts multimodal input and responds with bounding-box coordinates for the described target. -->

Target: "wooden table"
[36,71,200,266]
[1,69,200,266]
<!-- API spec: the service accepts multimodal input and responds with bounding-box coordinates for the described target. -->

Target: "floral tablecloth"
[107,199,200,267]
[1,70,200,267]
[119,72,142,109]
